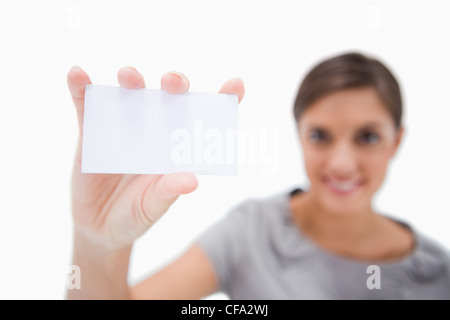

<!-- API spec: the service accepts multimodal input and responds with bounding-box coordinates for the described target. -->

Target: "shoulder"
[414,231,450,266]
[223,188,308,254]
[401,229,450,298]
[394,217,450,266]
[225,188,292,225]
[385,215,450,267]
[406,227,450,283]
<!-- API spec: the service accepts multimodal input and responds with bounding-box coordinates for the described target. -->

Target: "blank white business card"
[81,85,238,175]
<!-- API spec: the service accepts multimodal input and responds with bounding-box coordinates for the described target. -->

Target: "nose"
[327,142,358,177]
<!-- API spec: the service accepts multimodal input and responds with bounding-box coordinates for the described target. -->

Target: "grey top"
[196,188,450,299]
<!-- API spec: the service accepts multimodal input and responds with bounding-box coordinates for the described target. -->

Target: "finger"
[142,172,199,223]
[161,71,190,94]
[219,78,245,103]
[118,66,146,89]
[67,65,92,136]
[154,172,198,201]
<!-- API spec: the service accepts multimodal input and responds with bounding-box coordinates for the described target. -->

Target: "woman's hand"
[67,67,245,248]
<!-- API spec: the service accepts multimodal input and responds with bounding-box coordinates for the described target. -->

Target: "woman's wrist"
[67,227,133,300]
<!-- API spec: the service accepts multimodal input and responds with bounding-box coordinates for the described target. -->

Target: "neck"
[291,191,377,249]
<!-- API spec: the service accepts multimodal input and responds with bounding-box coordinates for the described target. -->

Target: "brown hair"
[293,52,403,129]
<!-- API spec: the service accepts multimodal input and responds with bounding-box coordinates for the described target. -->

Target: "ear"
[391,126,404,158]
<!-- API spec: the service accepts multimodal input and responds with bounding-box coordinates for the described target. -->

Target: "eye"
[356,131,380,145]
[308,129,330,143]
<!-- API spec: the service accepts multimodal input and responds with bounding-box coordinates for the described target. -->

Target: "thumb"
[142,172,199,224]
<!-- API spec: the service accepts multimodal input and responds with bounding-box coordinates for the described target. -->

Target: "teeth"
[329,180,358,192]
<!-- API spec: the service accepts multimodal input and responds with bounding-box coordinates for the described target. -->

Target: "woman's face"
[298,87,403,214]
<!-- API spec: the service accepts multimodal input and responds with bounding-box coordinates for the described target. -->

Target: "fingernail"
[236,77,244,85]
[70,65,81,72]
[167,71,184,80]
[125,66,138,72]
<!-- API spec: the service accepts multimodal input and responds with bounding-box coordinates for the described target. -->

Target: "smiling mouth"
[322,177,364,195]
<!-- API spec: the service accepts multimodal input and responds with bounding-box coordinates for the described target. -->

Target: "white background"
[0,0,449,300]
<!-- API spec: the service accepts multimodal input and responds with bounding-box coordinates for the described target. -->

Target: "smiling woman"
[295,53,404,219]
[192,52,450,299]
[298,86,403,218]
[66,52,450,300]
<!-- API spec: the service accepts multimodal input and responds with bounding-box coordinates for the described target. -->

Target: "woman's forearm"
[66,229,132,300]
